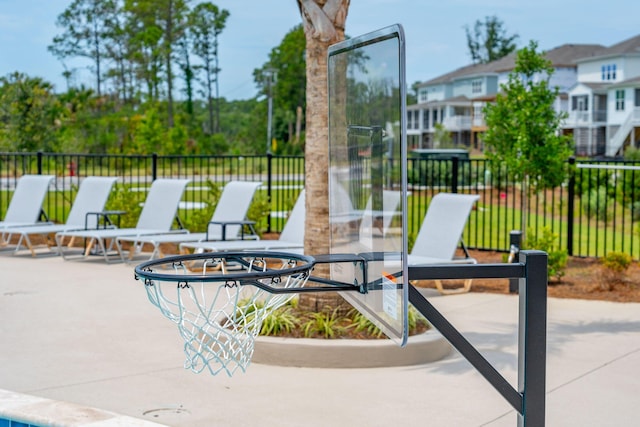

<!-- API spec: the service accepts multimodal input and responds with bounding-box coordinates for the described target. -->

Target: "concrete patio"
[1,254,639,426]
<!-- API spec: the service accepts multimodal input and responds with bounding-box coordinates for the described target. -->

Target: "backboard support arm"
[408,250,547,427]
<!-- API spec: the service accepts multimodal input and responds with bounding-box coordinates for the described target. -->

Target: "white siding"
[496,68,576,92]
[577,61,605,83]
[623,57,640,80]
[607,87,633,125]
[569,84,593,98]
[550,67,578,92]
[429,85,445,101]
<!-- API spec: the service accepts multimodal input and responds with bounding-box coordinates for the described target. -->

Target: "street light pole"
[266,68,276,154]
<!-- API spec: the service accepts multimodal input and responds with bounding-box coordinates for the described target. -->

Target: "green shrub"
[348,308,384,338]
[260,306,299,336]
[630,201,640,221]
[105,184,144,228]
[581,186,610,222]
[302,309,346,339]
[348,305,429,339]
[524,226,568,281]
[246,191,271,236]
[601,251,632,274]
[182,180,223,232]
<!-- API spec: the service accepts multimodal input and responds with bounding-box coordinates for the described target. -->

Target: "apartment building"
[408,34,640,157]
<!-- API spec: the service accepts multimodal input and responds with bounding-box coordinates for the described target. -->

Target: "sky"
[0,0,638,100]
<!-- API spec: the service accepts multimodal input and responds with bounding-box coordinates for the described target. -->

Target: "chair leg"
[434,279,473,295]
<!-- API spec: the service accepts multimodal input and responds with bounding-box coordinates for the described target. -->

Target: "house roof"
[581,82,611,92]
[575,34,640,62]
[418,43,607,87]
[408,95,472,110]
[607,75,640,88]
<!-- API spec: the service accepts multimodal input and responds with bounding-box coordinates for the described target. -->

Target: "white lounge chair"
[179,189,306,254]
[115,181,263,262]
[1,176,118,256]
[55,178,190,262]
[408,192,480,294]
[357,190,402,251]
[0,175,54,230]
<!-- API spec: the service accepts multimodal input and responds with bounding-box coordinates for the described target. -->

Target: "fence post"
[151,153,158,181]
[509,230,522,293]
[567,157,575,256]
[267,152,273,233]
[518,250,547,427]
[37,151,43,175]
[451,156,459,193]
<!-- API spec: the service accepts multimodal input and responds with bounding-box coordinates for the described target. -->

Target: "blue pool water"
[0,417,44,427]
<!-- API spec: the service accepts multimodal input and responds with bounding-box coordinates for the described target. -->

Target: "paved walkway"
[1,254,639,426]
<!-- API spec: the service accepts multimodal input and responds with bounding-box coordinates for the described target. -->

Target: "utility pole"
[265,68,277,154]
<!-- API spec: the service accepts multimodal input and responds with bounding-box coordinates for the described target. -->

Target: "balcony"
[566,110,607,125]
[442,115,472,131]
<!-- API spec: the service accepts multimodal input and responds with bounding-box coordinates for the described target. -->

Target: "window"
[635,89,640,107]
[471,79,482,94]
[571,95,588,111]
[602,63,617,81]
[616,90,625,111]
[422,109,430,129]
[407,110,420,129]
[418,88,428,103]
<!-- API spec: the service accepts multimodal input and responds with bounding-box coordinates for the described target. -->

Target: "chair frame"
[408,192,480,294]
[55,179,190,263]
[115,181,263,262]
[1,177,118,257]
[0,175,55,230]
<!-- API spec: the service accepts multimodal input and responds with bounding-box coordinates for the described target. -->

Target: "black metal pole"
[151,153,158,181]
[267,152,273,233]
[451,156,459,193]
[518,250,547,427]
[509,230,522,293]
[567,157,576,256]
[408,250,547,427]
[37,151,43,175]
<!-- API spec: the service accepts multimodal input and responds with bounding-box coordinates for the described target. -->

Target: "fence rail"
[2,152,639,259]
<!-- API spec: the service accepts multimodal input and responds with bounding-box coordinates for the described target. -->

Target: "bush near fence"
[1,152,640,259]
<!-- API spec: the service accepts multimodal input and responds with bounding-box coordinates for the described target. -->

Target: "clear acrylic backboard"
[327,24,408,345]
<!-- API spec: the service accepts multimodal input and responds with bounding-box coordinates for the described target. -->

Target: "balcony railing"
[441,115,472,131]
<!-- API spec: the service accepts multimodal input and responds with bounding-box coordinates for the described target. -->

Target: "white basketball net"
[141,256,311,376]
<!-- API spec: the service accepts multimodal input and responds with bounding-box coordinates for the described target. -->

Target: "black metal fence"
[2,152,639,259]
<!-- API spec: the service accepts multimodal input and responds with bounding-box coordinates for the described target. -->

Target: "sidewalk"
[1,254,639,426]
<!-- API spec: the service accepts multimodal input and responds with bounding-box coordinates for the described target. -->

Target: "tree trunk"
[295,105,302,145]
[165,0,175,128]
[297,0,349,313]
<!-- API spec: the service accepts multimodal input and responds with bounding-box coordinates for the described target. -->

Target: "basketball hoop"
[134,251,316,376]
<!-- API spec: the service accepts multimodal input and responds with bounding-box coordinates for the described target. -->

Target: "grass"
[3,181,639,259]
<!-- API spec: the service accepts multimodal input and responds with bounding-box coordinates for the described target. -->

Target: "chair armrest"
[206,220,257,241]
[85,210,127,229]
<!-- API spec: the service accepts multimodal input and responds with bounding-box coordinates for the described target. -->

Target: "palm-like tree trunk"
[297,0,350,312]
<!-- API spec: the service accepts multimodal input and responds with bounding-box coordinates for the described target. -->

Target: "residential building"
[408,36,640,157]
[566,35,640,156]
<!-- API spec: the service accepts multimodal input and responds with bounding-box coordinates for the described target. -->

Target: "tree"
[296,0,349,312]
[0,73,62,152]
[432,123,452,148]
[483,41,574,232]
[254,25,307,151]
[190,2,230,134]
[49,0,118,96]
[465,16,518,64]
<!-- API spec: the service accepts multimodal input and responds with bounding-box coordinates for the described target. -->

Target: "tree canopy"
[483,40,574,190]
[465,16,519,64]
[253,24,307,154]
